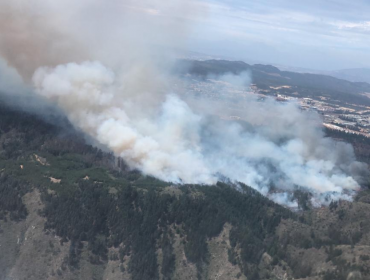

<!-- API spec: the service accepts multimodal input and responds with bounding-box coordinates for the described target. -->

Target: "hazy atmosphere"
[2,1,370,279]
[0,0,368,207]
[188,0,370,70]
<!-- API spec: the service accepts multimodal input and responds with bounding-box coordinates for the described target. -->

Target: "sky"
[183,0,370,71]
[1,0,369,72]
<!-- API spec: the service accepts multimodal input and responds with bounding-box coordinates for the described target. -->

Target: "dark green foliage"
[0,100,319,279]
[3,68,370,280]
[352,231,363,245]
[323,253,364,280]
[326,246,343,262]
[244,266,260,280]
[40,180,293,280]
[161,232,175,280]
[0,174,28,221]
[42,183,166,280]
[337,209,346,220]
[323,270,339,280]
[327,226,352,245]
[0,103,57,159]
[228,248,238,265]
[134,175,170,188]
[329,201,338,211]
[288,256,313,278]
[360,255,370,261]
[43,181,111,242]
[294,190,311,211]
[67,240,82,267]
[325,128,370,164]
[325,128,370,146]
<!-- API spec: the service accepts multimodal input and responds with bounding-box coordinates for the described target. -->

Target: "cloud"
[333,21,370,33]
[190,0,370,70]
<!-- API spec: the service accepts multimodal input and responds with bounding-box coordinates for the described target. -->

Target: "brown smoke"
[0,1,88,80]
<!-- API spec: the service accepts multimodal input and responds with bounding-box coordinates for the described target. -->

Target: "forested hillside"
[1,102,370,280]
[178,59,370,107]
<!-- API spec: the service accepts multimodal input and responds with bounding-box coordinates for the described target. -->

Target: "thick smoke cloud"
[0,0,367,206]
[186,87,366,205]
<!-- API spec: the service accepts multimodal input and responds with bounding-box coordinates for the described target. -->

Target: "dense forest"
[1,101,370,280]
[325,128,370,165]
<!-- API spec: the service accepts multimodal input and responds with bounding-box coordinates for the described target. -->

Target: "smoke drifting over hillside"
[0,0,367,206]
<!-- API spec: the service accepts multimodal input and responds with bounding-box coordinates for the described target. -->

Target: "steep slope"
[1,102,370,280]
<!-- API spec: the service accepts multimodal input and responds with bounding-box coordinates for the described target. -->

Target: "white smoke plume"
[0,0,367,206]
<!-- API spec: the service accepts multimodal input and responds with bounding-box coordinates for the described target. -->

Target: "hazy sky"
[185,0,370,70]
[1,0,368,72]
